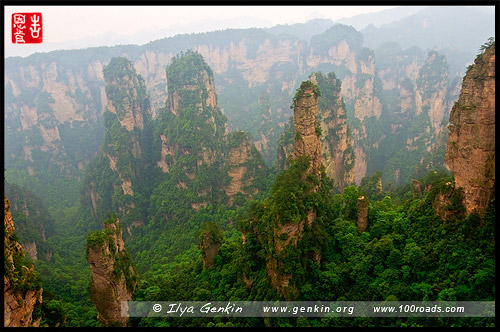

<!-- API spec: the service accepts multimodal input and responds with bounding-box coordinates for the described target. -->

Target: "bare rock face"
[4,195,43,328]
[86,216,137,327]
[102,58,151,198]
[157,51,230,213]
[246,81,325,298]
[4,183,55,263]
[292,80,322,179]
[415,52,450,132]
[5,59,107,189]
[444,42,495,217]
[225,131,264,205]
[356,196,369,233]
[104,58,152,132]
[276,118,295,172]
[264,80,323,299]
[166,53,218,117]
[4,276,43,328]
[311,72,355,191]
[82,57,154,233]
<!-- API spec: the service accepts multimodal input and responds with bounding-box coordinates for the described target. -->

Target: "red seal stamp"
[12,13,43,44]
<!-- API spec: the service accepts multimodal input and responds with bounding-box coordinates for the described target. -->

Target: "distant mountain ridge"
[6,5,477,59]
[337,6,426,29]
[5,15,273,59]
[362,6,495,59]
[4,5,495,218]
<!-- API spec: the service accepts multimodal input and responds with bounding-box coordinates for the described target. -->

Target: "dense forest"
[4,6,495,328]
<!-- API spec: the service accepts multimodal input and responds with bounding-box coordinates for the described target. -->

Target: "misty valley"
[4,6,495,328]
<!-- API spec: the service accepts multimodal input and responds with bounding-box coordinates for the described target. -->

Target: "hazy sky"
[5,6,398,41]
[4,5,395,48]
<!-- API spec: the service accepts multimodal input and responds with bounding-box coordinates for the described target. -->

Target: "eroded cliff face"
[133,51,173,111]
[444,43,495,218]
[0,27,378,189]
[105,58,152,125]
[352,55,383,122]
[356,48,460,186]
[154,52,229,214]
[307,39,357,73]
[311,72,355,190]
[225,131,266,206]
[415,53,448,130]
[4,195,43,328]
[7,26,464,199]
[292,81,322,179]
[277,73,355,192]
[158,52,227,170]
[276,117,295,172]
[342,51,381,185]
[132,37,306,117]
[4,183,55,262]
[86,216,137,327]
[267,80,323,299]
[81,57,153,232]
[167,66,217,115]
[198,38,306,88]
[102,57,152,196]
[402,51,460,170]
[7,24,473,205]
[200,236,221,270]
[5,58,107,187]
[5,59,106,136]
[431,181,466,221]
